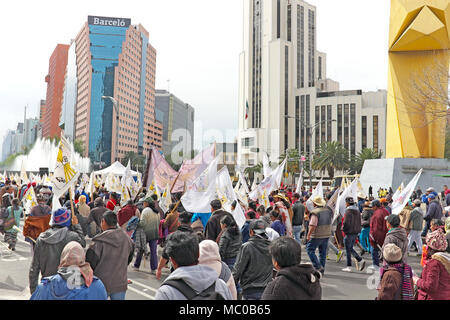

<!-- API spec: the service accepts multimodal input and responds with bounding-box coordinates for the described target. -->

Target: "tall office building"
[60,39,77,142]
[238,0,386,171]
[43,44,70,139]
[74,16,162,167]
[155,89,195,158]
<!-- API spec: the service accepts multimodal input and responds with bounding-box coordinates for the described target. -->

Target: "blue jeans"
[306,238,329,270]
[292,225,302,244]
[359,227,372,253]
[372,245,381,267]
[243,290,263,300]
[134,239,158,271]
[344,234,362,267]
[109,291,126,300]
[223,257,241,294]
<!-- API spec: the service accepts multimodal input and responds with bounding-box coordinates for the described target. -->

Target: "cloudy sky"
[0,0,390,155]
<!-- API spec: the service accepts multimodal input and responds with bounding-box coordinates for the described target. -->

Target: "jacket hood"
[198,240,221,265]
[432,252,450,274]
[40,227,69,245]
[92,228,124,248]
[164,264,220,294]
[248,235,271,255]
[277,264,322,296]
[387,227,407,243]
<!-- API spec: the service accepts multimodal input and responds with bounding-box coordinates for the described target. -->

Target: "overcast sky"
[0,0,390,155]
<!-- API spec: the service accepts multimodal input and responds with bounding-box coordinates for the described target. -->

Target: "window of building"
[306,95,310,153]
[315,106,320,150]
[350,103,356,155]
[327,105,332,141]
[300,95,305,152]
[344,104,349,151]
[241,137,255,148]
[362,116,367,149]
[373,115,379,151]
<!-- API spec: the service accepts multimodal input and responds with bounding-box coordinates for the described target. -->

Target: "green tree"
[349,148,383,174]
[445,125,450,160]
[73,139,85,156]
[122,151,146,171]
[312,141,349,180]
[244,162,263,182]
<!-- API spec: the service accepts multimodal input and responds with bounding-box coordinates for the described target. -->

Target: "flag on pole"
[392,182,404,203]
[391,169,423,216]
[22,185,38,215]
[262,152,272,179]
[159,184,172,213]
[305,179,324,213]
[333,178,359,223]
[248,158,287,201]
[295,168,304,194]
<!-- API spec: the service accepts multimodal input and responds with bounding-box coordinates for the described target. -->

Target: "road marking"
[129,279,159,294]
[127,286,154,300]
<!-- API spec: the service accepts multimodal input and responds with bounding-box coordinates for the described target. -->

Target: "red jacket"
[369,207,390,248]
[106,198,117,211]
[117,205,137,227]
[416,257,450,300]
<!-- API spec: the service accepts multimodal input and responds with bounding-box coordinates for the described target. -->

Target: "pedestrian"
[29,207,86,294]
[261,236,322,300]
[413,229,450,300]
[3,198,22,251]
[87,197,108,238]
[270,210,286,236]
[360,201,373,255]
[75,195,91,236]
[85,211,135,300]
[273,194,293,236]
[246,201,258,219]
[305,196,332,275]
[369,185,373,198]
[232,219,273,300]
[198,240,238,300]
[241,211,256,244]
[357,192,366,213]
[151,193,166,219]
[106,192,119,212]
[155,231,233,300]
[117,200,139,231]
[163,203,181,234]
[376,243,414,300]
[205,199,233,241]
[383,214,408,264]
[422,193,443,237]
[30,241,107,300]
[133,197,159,273]
[218,215,242,270]
[369,200,390,268]
[407,199,424,257]
[398,201,413,230]
[342,197,365,272]
[291,193,305,244]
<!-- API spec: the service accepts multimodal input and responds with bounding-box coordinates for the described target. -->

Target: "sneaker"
[132,266,140,272]
[342,267,352,272]
[336,250,344,263]
[318,268,325,276]
[359,260,366,272]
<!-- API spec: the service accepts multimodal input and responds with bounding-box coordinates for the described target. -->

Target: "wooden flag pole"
[68,186,78,225]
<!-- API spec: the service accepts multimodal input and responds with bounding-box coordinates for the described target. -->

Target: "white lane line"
[127,286,154,300]
[129,279,159,294]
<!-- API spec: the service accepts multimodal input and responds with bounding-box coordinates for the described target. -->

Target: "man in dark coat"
[87,197,108,237]
[205,199,233,241]
[291,193,305,244]
[369,200,390,267]
[261,237,321,300]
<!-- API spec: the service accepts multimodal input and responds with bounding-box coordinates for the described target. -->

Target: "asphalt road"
[0,221,424,300]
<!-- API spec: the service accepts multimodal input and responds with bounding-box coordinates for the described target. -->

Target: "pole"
[68,186,78,225]
[309,127,312,192]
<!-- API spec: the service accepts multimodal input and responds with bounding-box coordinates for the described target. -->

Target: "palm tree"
[349,148,383,174]
[312,141,349,180]
[244,162,263,182]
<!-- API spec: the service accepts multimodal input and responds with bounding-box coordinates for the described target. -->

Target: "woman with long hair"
[218,215,242,270]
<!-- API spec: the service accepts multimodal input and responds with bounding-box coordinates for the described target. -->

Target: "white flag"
[295,168,304,194]
[305,179,324,213]
[22,186,38,215]
[391,169,423,216]
[20,160,28,185]
[333,178,359,223]
[392,182,404,203]
[249,158,287,201]
[216,167,246,229]
[181,156,219,213]
[262,152,273,179]
[159,184,172,213]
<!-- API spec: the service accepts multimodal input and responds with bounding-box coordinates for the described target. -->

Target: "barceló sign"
[88,16,131,28]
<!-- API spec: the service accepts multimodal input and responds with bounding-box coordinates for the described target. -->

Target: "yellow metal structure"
[386,0,450,158]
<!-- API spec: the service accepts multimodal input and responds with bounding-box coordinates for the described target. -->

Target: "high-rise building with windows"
[74,16,162,167]
[238,0,386,173]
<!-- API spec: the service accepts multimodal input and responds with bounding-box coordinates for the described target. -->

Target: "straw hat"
[312,196,326,207]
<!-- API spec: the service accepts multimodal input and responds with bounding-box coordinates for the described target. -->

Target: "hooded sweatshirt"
[382,227,408,263]
[85,228,134,294]
[198,240,237,299]
[261,264,322,300]
[155,265,233,300]
[29,225,86,294]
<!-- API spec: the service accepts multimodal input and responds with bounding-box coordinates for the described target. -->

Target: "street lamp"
[102,96,119,164]
[285,116,337,191]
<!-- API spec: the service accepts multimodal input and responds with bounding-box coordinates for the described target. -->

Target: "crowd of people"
[0,176,449,301]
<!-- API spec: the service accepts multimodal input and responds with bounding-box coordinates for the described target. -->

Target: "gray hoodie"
[29,225,86,294]
[155,265,233,300]
[382,227,408,263]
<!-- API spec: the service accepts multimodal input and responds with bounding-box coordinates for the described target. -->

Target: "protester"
[240,210,256,244]
[106,192,119,212]
[407,199,424,256]
[155,231,233,300]
[218,215,242,270]
[360,201,373,255]
[376,243,414,300]
[369,200,390,268]
[117,200,140,230]
[85,211,135,300]
[30,241,107,300]
[233,219,273,300]
[261,237,322,300]
[198,240,237,300]
[4,198,22,250]
[422,193,443,237]
[87,197,108,238]
[270,210,286,236]
[75,195,91,236]
[383,214,408,264]
[305,196,332,275]
[29,207,86,294]
[133,197,159,273]
[291,193,305,244]
[446,217,450,254]
[413,229,450,300]
[341,197,365,272]
[205,199,233,241]
[163,203,181,234]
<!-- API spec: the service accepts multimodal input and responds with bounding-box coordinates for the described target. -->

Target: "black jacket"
[292,201,305,226]
[361,208,373,228]
[218,228,242,260]
[205,209,233,241]
[343,205,362,235]
[232,235,273,293]
[261,264,322,300]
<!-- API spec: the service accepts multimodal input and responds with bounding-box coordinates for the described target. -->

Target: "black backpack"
[164,278,225,300]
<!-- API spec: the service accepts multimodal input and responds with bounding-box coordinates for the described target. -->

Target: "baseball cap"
[385,214,400,227]
[249,219,267,235]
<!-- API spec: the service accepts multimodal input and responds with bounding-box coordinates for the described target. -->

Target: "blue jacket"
[241,221,251,243]
[191,212,211,229]
[422,192,438,205]
[30,274,107,300]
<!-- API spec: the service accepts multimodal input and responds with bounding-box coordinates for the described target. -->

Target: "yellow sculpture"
[386,0,450,158]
